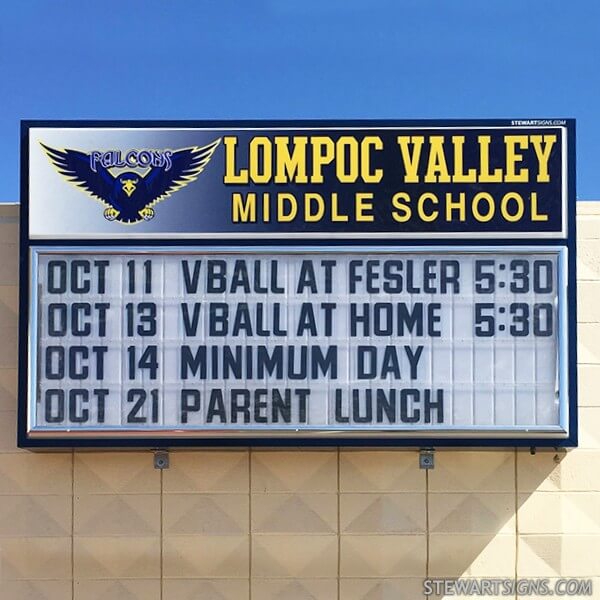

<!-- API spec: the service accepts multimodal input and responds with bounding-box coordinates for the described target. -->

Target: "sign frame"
[18,119,578,448]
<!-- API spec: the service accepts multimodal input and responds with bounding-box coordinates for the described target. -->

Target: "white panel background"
[30,250,562,436]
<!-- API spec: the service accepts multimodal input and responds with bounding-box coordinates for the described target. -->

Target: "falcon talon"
[103,207,120,221]
[139,207,155,221]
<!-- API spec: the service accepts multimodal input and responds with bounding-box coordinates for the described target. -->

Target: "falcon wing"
[40,143,116,206]
[141,139,221,209]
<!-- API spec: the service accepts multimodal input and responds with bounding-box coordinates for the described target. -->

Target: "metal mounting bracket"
[153,450,169,470]
[419,448,435,470]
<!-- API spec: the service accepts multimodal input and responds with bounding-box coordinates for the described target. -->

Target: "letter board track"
[19,119,577,447]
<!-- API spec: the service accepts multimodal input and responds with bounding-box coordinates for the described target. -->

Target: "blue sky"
[1,0,598,201]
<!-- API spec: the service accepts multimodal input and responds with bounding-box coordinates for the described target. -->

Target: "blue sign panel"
[26,121,567,239]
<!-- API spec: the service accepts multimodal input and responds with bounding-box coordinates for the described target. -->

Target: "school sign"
[18,119,577,447]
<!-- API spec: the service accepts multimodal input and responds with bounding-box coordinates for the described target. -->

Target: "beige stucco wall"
[0,203,598,600]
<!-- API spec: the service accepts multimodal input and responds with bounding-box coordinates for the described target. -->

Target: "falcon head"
[119,173,139,198]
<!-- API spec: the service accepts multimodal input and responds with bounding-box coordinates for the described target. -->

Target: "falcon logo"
[41,139,221,224]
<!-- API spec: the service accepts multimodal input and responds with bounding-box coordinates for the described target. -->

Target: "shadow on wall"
[231,447,575,600]
[421,445,595,600]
